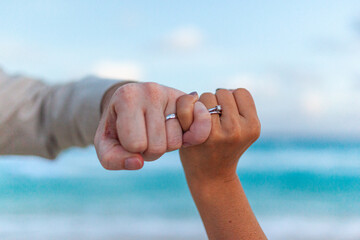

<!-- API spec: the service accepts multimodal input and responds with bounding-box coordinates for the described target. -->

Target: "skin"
[94,82,211,170]
[177,89,267,240]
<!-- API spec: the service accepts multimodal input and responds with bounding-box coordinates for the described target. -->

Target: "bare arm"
[177,89,267,240]
[186,174,266,240]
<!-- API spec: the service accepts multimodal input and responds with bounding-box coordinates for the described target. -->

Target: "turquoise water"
[0,139,359,239]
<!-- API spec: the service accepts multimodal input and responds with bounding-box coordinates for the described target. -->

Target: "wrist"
[185,171,239,193]
[180,157,238,188]
[186,174,242,205]
[179,151,240,189]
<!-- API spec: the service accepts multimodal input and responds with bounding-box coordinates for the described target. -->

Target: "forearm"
[186,174,267,240]
[40,77,123,157]
[0,72,121,159]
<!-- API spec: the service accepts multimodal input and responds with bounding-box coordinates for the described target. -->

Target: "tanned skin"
[176,89,267,240]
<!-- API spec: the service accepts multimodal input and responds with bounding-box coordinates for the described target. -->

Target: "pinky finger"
[95,136,144,170]
[182,101,211,147]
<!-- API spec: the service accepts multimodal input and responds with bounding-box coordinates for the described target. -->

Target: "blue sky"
[1,0,360,138]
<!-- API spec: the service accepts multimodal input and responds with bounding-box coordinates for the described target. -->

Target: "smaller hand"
[178,89,261,182]
[177,89,265,240]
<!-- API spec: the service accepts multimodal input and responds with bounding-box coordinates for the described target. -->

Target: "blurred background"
[1,1,360,239]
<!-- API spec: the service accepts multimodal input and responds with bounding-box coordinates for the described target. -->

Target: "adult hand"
[178,88,261,182]
[177,89,265,240]
[94,82,211,170]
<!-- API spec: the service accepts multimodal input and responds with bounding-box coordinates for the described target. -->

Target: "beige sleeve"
[0,70,120,159]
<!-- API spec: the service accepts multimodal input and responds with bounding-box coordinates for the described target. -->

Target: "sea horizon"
[0,137,359,239]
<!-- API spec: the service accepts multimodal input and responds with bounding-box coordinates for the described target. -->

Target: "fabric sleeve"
[0,70,121,159]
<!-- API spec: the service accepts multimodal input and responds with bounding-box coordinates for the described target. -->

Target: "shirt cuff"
[75,75,121,138]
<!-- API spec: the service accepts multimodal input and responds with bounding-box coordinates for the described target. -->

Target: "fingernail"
[124,157,142,170]
[189,91,198,97]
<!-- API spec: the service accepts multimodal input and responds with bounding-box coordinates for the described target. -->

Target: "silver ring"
[208,105,222,114]
[210,110,222,115]
[166,113,177,121]
[165,105,222,121]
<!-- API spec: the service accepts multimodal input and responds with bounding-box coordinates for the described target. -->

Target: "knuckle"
[234,88,253,99]
[100,152,115,170]
[143,82,162,98]
[166,88,180,102]
[200,92,215,99]
[144,82,162,104]
[147,144,167,156]
[216,88,230,95]
[235,88,251,95]
[228,129,242,143]
[228,116,240,127]
[199,92,215,106]
[248,119,261,140]
[115,83,138,103]
[125,140,147,153]
[223,117,240,134]
[143,81,160,90]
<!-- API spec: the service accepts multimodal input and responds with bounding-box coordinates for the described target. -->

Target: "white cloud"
[300,91,327,117]
[92,61,143,80]
[165,26,204,50]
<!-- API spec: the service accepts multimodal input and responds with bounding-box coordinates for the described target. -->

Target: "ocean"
[0,139,359,240]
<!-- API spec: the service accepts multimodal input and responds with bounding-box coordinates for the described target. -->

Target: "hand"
[94,82,211,170]
[178,88,261,182]
[177,89,265,240]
